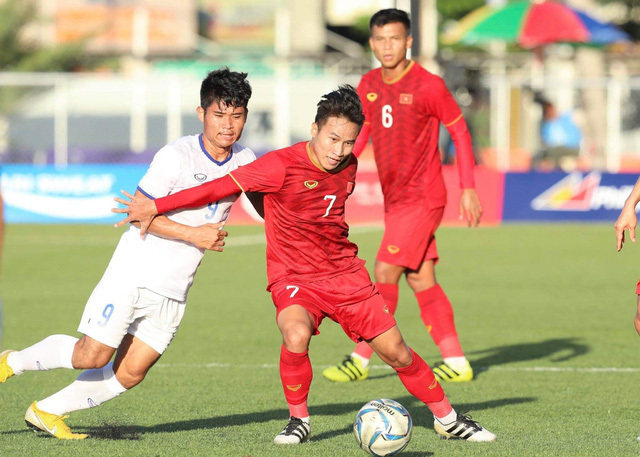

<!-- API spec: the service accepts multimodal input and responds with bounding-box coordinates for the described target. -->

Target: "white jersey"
[105,135,256,301]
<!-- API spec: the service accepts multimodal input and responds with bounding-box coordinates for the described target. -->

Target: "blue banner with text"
[503,171,637,221]
[1,165,146,224]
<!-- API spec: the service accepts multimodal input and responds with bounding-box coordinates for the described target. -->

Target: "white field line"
[154,362,640,374]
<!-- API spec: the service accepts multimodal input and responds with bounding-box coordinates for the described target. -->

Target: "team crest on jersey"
[304,180,318,189]
[387,245,400,254]
[194,173,207,182]
[366,92,378,102]
[346,181,355,195]
[399,93,413,104]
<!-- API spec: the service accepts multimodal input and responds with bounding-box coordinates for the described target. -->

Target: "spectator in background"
[532,96,582,171]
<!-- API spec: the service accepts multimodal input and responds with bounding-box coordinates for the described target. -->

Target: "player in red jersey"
[114,86,497,445]
[323,8,481,384]
[614,176,640,336]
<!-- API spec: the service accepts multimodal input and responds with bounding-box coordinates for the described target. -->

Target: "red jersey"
[231,142,364,288]
[154,141,365,289]
[357,60,475,210]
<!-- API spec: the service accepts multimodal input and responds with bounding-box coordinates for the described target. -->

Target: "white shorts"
[78,281,185,355]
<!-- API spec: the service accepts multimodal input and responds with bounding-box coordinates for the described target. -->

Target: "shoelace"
[341,355,355,365]
[283,417,305,435]
[457,411,482,431]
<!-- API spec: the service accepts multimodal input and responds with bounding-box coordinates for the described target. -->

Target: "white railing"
[0,70,637,172]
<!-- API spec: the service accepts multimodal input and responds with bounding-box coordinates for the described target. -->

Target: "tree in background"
[0,0,89,72]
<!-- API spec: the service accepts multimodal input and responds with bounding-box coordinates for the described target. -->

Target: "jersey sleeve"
[154,150,286,214]
[137,146,181,198]
[353,78,372,158]
[424,76,476,189]
[229,150,286,193]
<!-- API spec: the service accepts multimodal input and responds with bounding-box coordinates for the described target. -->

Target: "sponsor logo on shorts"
[286,384,302,391]
[428,378,439,389]
[399,93,413,104]
[304,180,318,189]
[366,92,378,102]
[387,245,400,254]
[383,305,389,314]
[194,173,207,182]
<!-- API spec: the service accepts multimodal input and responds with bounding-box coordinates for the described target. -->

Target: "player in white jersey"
[0,68,260,439]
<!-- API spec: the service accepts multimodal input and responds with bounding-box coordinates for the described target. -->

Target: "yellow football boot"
[432,360,473,382]
[25,402,88,440]
[322,355,369,382]
[0,350,15,383]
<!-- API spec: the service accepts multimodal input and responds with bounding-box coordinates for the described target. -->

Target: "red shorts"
[270,265,397,342]
[636,279,640,295]
[377,205,444,271]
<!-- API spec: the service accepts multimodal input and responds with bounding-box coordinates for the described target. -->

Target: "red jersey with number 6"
[229,141,364,288]
[357,60,475,210]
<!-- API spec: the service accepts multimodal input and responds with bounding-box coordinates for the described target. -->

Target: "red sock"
[279,345,312,418]
[353,283,399,360]
[394,348,452,418]
[415,284,464,358]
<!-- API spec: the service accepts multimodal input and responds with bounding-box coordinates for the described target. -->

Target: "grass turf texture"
[1,223,639,456]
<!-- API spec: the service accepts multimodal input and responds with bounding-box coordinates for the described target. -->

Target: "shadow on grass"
[353,338,589,382]
[0,396,533,443]
[127,395,533,441]
[468,337,590,379]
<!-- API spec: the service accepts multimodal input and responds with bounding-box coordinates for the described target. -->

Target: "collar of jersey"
[199,134,234,166]
[306,142,351,174]
[382,59,415,85]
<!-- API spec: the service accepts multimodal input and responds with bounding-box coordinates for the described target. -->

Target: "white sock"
[9,334,78,375]
[443,356,468,369]
[350,352,370,368]
[434,408,457,425]
[37,362,127,416]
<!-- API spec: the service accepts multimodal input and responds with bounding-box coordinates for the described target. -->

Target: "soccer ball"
[353,398,413,456]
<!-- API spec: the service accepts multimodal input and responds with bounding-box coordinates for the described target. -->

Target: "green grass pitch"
[1,222,639,456]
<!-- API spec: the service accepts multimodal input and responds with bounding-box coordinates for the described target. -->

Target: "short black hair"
[200,67,252,111]
[315,85,365,130]
[370,8,410,32]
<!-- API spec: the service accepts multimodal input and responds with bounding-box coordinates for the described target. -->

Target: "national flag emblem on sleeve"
[346,181,355,195]
[399,93,413,104]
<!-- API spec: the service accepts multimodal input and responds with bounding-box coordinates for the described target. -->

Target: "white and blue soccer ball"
[353,398,413,456]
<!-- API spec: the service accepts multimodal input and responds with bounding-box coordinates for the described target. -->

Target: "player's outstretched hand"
[614,204,637,251]
[112,190,158,236]
[190,223,229,252]
[459,188,482,228]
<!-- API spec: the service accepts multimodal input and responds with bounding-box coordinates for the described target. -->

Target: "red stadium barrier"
[229,165,505,226]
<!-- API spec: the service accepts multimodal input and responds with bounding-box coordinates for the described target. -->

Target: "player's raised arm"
[615,176,640,251]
